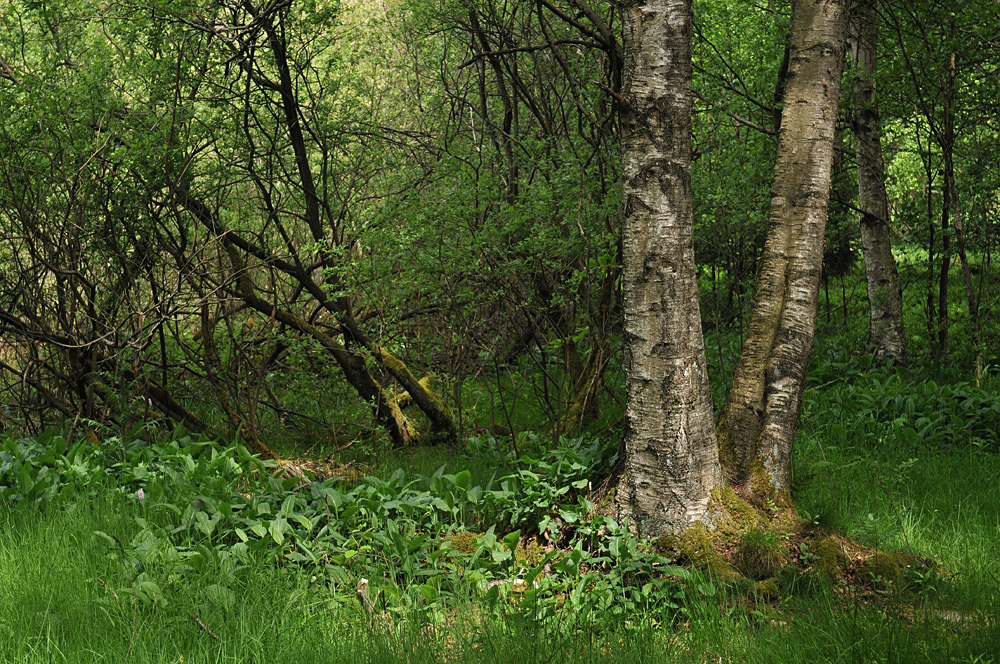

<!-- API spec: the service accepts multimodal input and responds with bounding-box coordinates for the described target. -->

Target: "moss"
[378,348,452,418]
[654,534,680,557]
[755,576,782,599]
[394,375,436,409]
[743,456,796,510]
[770,508,804,537]
[859,550,922,588]
[440,532,481,555]
[716,423,738,470]
[773,489,794,510]
[514,537,546,568]
[813,535,848,581]
[748,456,775,499]
[711,485,763,536]
[659,524,743,581]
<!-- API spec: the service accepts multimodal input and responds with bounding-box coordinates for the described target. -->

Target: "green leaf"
[205,584,235,609]
[93,531,118,548]
[467,485,483,503]
[454,469,472,491]
[280,495,297,518]
[269,518,288,545]
[418,584,438,603]
[293,514,314,532]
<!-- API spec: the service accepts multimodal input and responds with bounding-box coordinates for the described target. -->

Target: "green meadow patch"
[3,363,1000,664]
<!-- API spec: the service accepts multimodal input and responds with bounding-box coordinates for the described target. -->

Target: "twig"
[188,613,221,640]
[692,89,776,136]
[331,437,358,453]
[97,577,121,602]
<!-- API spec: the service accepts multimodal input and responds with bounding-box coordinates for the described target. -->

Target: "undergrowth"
[2,356,1000,661]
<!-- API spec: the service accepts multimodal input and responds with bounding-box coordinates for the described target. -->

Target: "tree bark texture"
[720,0,848,498]
[848,0,907,363]
[613,0,722,537]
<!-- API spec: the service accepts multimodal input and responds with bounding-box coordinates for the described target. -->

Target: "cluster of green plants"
[5,353,1000,661]
[803,356,1000,453]
[0,430,714,638]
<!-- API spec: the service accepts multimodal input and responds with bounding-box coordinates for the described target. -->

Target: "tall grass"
[4,434,1000,662]
[0,489,677,663]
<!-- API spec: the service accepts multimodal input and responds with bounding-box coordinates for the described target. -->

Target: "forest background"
[0,0,999,661]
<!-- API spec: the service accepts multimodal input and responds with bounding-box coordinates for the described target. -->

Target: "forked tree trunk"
[848,0,907,363]
[719,0,848,500]
[611,0,722,537]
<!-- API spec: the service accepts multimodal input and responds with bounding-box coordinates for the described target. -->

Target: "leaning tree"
[612,0,849,535]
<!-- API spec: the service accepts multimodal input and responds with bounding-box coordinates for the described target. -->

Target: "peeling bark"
[720,0,848,497]
[611,0,722,538]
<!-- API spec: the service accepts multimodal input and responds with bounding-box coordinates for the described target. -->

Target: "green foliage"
[734,528,786,580]
[806,356,1000,452]
[0,433,103,506]
[5,356,1000,662]
[475,433,617,529]
[0,430,678,637]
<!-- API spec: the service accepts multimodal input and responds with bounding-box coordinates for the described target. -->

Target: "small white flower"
[136,488,145,501]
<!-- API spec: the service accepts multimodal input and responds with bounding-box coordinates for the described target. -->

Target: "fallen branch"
[188,613,220,640]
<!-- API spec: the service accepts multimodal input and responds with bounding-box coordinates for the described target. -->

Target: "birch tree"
[719,0,849,499]
[848,0,907,363]
[612,0,722,537]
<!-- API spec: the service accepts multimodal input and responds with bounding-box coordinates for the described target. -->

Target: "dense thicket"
[0,0,997,459]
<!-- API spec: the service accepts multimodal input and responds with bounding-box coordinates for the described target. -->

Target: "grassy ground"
[2,424,999,662]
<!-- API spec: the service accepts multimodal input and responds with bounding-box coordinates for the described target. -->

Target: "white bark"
[849,0,907,363]
[720,0,849,497]
[613,0,722,537]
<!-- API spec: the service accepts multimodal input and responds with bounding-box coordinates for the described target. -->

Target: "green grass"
[4,266,1000,663]
[0,490,673,663]
[3,429,1000,662]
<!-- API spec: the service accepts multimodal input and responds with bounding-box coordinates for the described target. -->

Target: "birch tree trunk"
[611,0,722,537]
[848,0,907,364]
[719,0,848,500]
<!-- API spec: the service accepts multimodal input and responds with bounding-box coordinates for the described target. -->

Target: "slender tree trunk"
[942,52,984,382]
[917,125,938,358]
[947,153,984,382]
[938,174,951,360]
[719,0,848,500]
[848,0,907,363]
[611,0,722,537]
